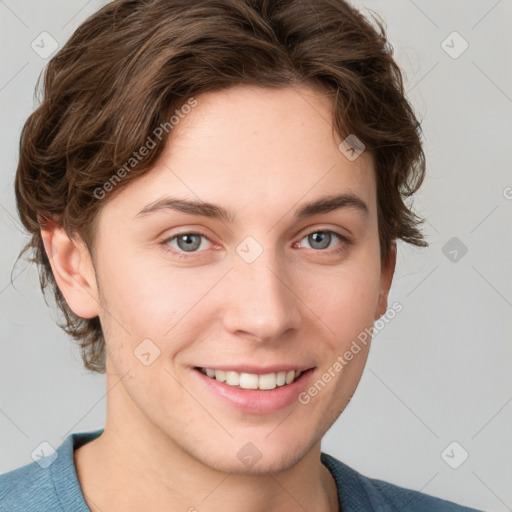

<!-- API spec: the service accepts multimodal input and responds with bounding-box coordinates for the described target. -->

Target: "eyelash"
[160,229,352,259]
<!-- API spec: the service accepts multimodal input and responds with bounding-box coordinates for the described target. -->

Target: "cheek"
[97,249,221,350]
[97,227,382,358]
[308,255,381,348]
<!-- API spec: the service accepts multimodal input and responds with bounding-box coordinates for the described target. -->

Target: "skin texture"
[42,84,396,512]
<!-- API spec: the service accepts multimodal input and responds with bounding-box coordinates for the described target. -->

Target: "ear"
[40,223,100,319]
[375,240,397,320]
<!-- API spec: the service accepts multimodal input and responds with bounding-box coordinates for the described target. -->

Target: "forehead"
[99,85,376,223]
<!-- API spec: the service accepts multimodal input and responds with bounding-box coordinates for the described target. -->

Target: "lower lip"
[193,368,315,414]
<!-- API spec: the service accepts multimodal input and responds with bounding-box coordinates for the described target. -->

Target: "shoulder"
[360,473,484,512]
[0,429,103,512]
[321,452,485,512]
[0,458,61,512]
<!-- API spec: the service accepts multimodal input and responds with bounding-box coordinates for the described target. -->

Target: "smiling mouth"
[196,367,311,391]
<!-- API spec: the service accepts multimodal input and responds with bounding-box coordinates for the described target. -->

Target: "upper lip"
[194,365,315,374]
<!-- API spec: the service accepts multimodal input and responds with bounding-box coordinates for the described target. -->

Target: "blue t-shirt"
[0,429,484,511]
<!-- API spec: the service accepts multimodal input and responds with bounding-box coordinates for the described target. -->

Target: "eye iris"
[177,234,201,252]
[309,232,331,250]
[172,232,336,253]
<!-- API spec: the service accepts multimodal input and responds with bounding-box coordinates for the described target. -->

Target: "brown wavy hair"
[14,0,428,373]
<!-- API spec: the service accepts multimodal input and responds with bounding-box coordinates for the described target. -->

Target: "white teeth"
[239,373,259,389]
[258,373,277,390]
[200,368,305,390]
[225,371,240,386]
[214,369,226,382]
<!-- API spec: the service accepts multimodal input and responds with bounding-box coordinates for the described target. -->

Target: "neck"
[75,427,339,512]
[74,373,339,512]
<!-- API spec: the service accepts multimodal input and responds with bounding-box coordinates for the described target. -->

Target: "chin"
[193,436,316,476]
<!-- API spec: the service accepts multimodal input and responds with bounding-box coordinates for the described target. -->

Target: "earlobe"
[40,224,100,319]
[375,240,397,319]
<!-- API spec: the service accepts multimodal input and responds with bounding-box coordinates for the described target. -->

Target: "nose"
[220,247,302,344]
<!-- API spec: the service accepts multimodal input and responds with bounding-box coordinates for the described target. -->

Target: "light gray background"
[1,1,511,511]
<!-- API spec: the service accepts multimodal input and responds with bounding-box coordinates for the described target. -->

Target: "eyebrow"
[134,192,369,222]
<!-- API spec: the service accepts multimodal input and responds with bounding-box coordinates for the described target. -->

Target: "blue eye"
[300,230,346,251]
[161,228,351,259]
[163,232,212,255]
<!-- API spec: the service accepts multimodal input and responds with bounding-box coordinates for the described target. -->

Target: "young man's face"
[61,85,395,473]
